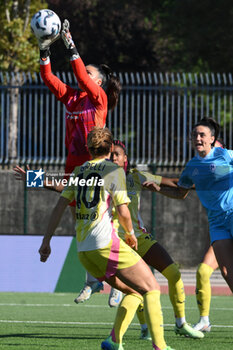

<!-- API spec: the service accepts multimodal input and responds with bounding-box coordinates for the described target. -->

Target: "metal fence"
[1,71,233,168]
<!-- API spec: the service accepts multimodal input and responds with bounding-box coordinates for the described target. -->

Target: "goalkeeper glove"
[37,33,60,50]
[61,19,79,58]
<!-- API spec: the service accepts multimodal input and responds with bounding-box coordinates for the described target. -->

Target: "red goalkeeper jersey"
[40,57,108,159]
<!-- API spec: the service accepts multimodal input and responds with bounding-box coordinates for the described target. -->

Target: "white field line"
[0,320,232,328]
[0,303,232,311]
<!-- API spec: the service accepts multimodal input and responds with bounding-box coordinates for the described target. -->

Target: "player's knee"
[139,278,160,295]
[196,263,213,283]
[162,263,181,284]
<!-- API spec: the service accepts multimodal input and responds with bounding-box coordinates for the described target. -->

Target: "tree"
[46,0,161,72]
[155,0,233,72]
[0,0,47,163]
[0,0,48,71]
[47,0,233,73]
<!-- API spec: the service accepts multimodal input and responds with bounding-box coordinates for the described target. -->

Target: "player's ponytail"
[194,117,220,146]
[94,64,122,110]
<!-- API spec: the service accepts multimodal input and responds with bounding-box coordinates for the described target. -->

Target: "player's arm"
[159,185,190,199]
[61,19,105,107]
[44,178,64,192]
[37,40,74,104]
[40,58,75,104]
[13,165,64,193]
[160,177,179,187]
[116,203,138,250]
[138,170,179,189]
[71,58,105,105]
[143,180,190,199]
[31,18,73,104]
[161,177,195,190]
[39,196,70,262]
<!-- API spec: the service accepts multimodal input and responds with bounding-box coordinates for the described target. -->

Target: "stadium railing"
[0,71,232,168]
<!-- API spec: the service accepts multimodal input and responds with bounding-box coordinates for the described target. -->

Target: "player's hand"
[13,165,30,182]
[142,181,161,192]
[37,33,60,50]
[39,239,51,262]
[61,19,75,49]
[125,233,138,250]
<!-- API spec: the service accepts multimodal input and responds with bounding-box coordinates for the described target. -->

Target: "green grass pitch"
[0,292,232,349]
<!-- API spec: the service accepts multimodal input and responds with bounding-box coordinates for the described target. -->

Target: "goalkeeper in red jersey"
[38,19,121,193]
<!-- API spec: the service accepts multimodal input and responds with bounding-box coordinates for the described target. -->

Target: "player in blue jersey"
[143,117,233,293]
[193,139,225,333]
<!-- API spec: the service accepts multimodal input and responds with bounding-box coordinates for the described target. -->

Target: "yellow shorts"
[78,237,141,281]
[136,233,157,257]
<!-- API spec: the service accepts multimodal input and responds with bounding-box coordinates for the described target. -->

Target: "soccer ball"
[31,9,61,40]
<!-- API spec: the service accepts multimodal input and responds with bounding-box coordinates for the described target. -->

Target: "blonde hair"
[87,127,113,157]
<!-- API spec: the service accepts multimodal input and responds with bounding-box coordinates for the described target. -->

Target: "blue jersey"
[178,147,233,219]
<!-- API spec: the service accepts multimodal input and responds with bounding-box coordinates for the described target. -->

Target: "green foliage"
[155,0,233,72]
[1,0,232,72]
[0,0,47,72]
[46,0,233,73]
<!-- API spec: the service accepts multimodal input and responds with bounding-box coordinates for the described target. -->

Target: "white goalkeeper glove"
[61,19,79,60]
[61,19,76,49]
[37,33,60,50]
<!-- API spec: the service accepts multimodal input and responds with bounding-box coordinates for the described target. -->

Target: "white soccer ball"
[31,9,61,40]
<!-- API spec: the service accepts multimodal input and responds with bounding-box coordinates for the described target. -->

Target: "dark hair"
[193,117,220,146]
[113,139,130,173]
[91,64,122,110]
[113,140,127,155]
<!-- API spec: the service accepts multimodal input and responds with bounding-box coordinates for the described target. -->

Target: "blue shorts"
[209,210,233,244]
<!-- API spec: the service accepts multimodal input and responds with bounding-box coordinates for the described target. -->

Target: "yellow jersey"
[62,158,130,251]
[113,169,162,237]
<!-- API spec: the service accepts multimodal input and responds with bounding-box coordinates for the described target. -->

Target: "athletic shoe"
[174,322,204,338]
[108,288,123,308]
[74,281,104,304]
[101,336,124,350]
[140,328,152,340]
[163,347,176,350]
[193,321,211,332]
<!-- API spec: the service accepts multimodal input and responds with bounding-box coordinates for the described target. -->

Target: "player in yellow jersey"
[38,127,175,350]
[109,140,204,340]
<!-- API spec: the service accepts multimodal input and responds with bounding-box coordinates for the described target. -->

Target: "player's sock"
[86,271,99,284]
[162,263,185,320]
[143,290,167,350]
[136,302,146,326]
[200,316,210,323]
[196,263,213,317]
[136,302,152,339]
[111,293,142,344]
[175,317,186,328]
